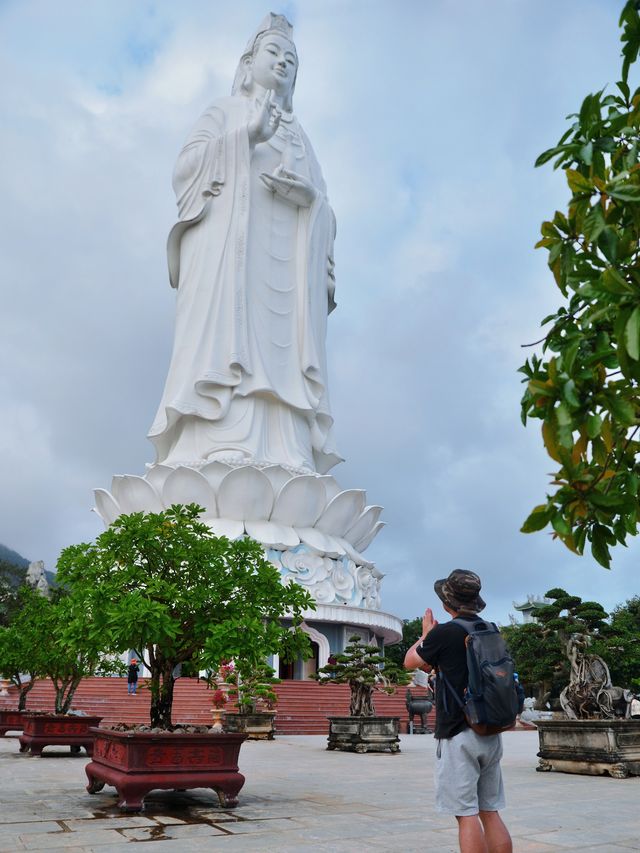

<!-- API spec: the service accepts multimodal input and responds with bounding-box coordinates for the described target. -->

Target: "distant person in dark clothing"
[404,570,512,853]
[127,658,139,695]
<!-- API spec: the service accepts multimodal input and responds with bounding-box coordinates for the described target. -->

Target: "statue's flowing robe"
[148,96,341,474]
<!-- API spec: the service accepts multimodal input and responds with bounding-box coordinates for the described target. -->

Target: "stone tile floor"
[0,731,638,851]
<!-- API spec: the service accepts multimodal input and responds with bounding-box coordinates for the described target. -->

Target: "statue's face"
[249,32,297,96]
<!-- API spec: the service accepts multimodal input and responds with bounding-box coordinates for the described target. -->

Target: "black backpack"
[439,617,525,736]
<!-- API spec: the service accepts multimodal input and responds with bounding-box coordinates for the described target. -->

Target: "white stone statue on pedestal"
[93,14,400,642]
[149,14,340,476]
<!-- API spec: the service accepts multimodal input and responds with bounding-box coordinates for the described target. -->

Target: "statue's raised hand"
[248,90,281,146]
[260,165,318,208]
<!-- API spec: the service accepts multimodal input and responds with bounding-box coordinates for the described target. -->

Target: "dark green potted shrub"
[314,635,411,753]
[56,503,313,810]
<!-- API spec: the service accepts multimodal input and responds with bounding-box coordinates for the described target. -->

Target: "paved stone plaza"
[0,731,639,852]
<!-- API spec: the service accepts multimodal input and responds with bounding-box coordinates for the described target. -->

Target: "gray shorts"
[435,728,505,816]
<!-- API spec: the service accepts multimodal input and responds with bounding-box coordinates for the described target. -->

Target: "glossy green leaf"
[552,514,572,536]
[521,505,553,534]
[605,394,636,425]
[590,525,612,568]
[565,169,593,194]
[562,379,580,407]
[586,413,602,438]
[579,141,594,165]
[625,306,640,360]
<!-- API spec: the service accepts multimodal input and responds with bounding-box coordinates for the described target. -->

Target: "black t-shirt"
[416,618,483,739]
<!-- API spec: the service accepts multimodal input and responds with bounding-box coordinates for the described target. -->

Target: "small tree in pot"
[57,503,313,729]
[0,586,48,713]
[313,635,411,753]
[39,590,123,716]
[221,660,281,739]
[56,503,314,809]
[5,586,121,755]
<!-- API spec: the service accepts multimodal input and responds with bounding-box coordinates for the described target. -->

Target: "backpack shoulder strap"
[452,616,497,634]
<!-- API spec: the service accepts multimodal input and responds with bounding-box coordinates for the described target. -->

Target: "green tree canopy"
[56,504,314,729]
[607,595,640,689]
[501,621,564,700]
[383,617,423,667]
[0,586,48,710]
[0,560,27,627]
[520,2,640,567]
[0,583,118,712]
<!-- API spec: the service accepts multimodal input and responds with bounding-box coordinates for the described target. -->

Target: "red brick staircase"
[0,679,434,735]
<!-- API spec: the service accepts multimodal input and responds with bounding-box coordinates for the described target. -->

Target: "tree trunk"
[18,679,35,712]
[349,680,375,717]
[150,662,176,729]
[60,675,82,715]
[54,680,66,714]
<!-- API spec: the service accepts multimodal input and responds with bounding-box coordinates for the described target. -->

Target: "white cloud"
[1,0,637,627]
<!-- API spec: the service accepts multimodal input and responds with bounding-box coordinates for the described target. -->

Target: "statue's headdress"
[232,13,297,112]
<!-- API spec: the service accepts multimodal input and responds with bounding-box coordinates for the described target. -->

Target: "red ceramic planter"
[18,713,103,756]
[0,709,24,737]
[85,728,248,811]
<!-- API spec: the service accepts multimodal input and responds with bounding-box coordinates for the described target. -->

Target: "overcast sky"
[1,0,637,627]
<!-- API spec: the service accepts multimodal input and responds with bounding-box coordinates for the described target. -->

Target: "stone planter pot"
[0,709,24,737]
[85,728,247,811]
[327,716,401,753]
[223,711,276,740]
[19,713,103,756]
[536,718,640,778]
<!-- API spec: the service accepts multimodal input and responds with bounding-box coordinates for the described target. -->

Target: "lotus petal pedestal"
[94,465,403,645]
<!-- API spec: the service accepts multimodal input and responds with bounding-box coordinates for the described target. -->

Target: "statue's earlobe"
[242,59,253,94]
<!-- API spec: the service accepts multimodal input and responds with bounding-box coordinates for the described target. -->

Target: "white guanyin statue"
[148,13,341,475]
[94,15,394,623]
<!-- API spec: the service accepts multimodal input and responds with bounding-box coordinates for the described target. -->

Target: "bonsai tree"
[56,503,314,730]
[313,635,411,717]
[506,588,640,706]
[519,2,640,566]
[222,660,280,714]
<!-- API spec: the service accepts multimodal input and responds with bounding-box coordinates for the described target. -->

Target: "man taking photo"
[404,569,513,853]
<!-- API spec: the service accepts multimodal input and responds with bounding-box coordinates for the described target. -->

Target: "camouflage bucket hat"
[434,569,486,614]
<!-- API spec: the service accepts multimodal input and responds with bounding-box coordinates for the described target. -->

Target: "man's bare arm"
[403,607,438,672]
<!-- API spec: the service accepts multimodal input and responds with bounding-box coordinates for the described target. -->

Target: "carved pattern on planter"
[93,738,127,766]
[143,744,225,768]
